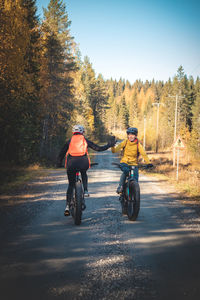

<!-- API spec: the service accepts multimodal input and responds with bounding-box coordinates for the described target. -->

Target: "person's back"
[67,134,88,157]
[57,124,116,215]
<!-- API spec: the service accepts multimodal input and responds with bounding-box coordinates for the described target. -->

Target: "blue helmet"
[126,127,138,136]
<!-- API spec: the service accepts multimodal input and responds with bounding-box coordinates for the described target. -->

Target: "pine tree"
[129,91,138,127]
[116,78,125,97]
[0,0,40,163]
[186,76,195,130]
[80,57,108,139]
[95,74,108,139]
[80,56,96,134]
[39,0,75,160]
[118,96,129,130]
[172,66,192,132]
[191,77,200,154]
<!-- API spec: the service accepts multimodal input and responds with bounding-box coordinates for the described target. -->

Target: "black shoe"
[116,185,123,194]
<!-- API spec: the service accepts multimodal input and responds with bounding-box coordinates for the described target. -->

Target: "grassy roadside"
[0,149,96,195]
[0,163,50,195]
[143,151,200,204]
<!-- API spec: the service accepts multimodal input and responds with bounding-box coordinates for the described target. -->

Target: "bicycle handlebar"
[112,162,153,169]
[90,163,99,167]
[112,162,121,167]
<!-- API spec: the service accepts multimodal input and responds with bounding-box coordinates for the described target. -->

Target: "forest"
[0,0,200,166]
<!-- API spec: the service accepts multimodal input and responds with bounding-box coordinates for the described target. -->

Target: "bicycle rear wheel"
[74,181,83,225]
[127,181,140,221]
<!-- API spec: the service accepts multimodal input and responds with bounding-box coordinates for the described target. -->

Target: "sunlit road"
[0,151,200,300]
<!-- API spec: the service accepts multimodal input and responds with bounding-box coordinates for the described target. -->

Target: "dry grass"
[0,163,48,195]
[146,150,200,203]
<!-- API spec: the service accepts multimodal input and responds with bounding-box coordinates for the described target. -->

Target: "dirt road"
[0,150,200,300]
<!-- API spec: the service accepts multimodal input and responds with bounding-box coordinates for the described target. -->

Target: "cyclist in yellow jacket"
[111,127,153,193]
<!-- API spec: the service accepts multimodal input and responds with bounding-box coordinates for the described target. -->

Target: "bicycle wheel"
[119,195,127,215]
[74,181,83,225]
[127,180,140,221]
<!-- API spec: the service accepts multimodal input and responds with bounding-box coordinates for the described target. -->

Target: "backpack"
[68,134,88,156]
[65,135,89,168]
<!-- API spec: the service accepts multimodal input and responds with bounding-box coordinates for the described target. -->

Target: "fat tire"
[127,181,140,221]
[74,181,83,225]
[120,196,127,215]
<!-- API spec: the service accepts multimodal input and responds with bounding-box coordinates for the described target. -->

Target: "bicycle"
[112,163,152,221]
[69,163,98,225]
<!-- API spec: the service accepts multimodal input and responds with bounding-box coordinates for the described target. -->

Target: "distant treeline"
[105,68,200,157]
[0,0,199,165]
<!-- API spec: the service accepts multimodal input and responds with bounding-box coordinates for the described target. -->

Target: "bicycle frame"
[75,171,82,183]
[125,166,137,200]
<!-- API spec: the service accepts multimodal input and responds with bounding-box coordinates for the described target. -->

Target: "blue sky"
[36,0,200,83]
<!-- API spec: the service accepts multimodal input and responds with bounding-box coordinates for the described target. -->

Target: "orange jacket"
[65,134,90,168]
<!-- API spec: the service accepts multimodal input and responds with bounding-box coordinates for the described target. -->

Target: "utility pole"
[143,115,146,150]
[152,102,161,153]
[168,94,184,167]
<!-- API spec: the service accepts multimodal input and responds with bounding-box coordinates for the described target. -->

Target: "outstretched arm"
[111,140,127,153]
[86,139,112,151]
[86,136,117,151]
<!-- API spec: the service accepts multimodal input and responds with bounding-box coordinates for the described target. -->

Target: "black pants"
[66,155,89,204]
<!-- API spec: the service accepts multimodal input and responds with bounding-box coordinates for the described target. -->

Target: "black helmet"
[126,127,138,135]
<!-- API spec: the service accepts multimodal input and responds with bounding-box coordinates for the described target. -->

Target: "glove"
[147,163,153,168]
[109,136,116,147]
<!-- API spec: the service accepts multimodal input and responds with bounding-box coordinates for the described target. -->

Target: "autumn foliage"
[0,0,199,166]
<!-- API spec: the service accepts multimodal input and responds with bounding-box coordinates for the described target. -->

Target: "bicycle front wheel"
[127,181,140,221]
[74,181,83,225]
[120,195,127,215]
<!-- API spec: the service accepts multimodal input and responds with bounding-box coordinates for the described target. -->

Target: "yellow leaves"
[4,0,23,11]
[87,108,95,132]
[0,0,31,87]
[4,0,12,10]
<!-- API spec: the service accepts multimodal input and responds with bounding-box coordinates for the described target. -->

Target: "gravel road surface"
[0,150,200,300]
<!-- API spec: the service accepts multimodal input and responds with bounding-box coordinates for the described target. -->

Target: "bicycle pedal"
[64,210,70,216]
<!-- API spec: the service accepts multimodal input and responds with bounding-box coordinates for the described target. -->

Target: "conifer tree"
[172,66,191,132]
[129,91,138,127]
[118,96,129,130]
[116,78,125,96]
[80,57,108,139]
[80,56,96,134]
[95,74,108,139]
[39,0,75,160]
[0,0,40,163]
[191,77,200,154]
[187,76,195,130]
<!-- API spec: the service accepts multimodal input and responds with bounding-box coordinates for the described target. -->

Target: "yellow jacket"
[111,138,150,165]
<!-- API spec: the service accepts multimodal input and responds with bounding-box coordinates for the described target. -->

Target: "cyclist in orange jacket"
[57,125,115,216]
